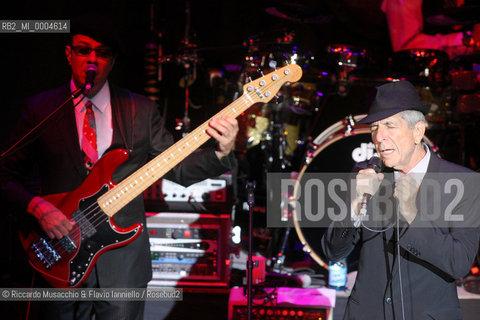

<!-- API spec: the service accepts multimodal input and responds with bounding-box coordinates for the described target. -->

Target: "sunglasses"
[71,46,113,59]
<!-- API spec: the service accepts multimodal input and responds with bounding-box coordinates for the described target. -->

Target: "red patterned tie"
[82,100,98,169]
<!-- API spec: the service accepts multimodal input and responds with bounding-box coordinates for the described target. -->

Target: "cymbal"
[265,4,332,24]
[425,5,480,26]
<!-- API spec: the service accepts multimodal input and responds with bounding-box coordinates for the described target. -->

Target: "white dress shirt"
[393,143,431,186]
[72,80,113,159]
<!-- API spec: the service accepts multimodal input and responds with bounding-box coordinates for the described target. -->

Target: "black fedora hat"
[70,12,125,55]
[357,81,431,124]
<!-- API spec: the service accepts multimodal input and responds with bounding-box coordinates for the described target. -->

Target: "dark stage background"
[0,0,393,140]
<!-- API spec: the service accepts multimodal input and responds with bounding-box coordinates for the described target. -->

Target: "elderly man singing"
[322,80,480,320]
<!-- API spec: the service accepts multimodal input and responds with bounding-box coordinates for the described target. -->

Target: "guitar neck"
[97,92,254,216]
[98,64,301,217]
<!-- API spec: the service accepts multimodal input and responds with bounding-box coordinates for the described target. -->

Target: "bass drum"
[292,115,437,269]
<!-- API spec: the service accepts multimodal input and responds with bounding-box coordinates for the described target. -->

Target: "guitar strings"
[94,75,278,215]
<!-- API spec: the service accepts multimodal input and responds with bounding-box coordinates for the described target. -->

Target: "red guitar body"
[19,149,143,288]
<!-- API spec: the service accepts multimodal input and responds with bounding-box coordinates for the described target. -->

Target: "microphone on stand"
[358,156,384,218]
[83,66,98,95]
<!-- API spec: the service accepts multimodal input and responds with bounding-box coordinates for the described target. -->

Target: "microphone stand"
[245,181,256,320]
[0,87,83,159]
[179,0,195,136]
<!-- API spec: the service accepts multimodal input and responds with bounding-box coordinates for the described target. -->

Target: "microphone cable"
[359,203,406,320]
[357,181,406,320]
[396,203,406,320]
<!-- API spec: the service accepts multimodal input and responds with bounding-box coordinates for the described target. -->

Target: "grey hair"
[399,110,426,129]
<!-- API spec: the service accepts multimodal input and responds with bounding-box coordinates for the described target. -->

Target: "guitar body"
[19,149,143,288]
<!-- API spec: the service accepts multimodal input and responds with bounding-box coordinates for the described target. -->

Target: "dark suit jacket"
[322,152,480,319]
[0,83,235,288]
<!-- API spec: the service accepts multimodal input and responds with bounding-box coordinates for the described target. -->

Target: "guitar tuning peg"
[268,60,277,70]
[284,60,290,66]
[248,76,253,82]
[257,68,264,76]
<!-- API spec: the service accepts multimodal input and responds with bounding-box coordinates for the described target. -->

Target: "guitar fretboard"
[98,64,302,217]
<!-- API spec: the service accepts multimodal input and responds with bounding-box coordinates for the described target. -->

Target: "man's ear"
[414,121,426,144]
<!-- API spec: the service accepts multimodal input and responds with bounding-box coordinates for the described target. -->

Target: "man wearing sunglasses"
[0,12,238,320]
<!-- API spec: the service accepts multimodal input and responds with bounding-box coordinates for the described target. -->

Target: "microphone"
[83,66,98,95]
[358,156,384,219]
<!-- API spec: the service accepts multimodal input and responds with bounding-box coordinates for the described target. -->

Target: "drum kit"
[152,2,480,272]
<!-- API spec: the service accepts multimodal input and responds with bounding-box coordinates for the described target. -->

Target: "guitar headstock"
[242,64,302,104]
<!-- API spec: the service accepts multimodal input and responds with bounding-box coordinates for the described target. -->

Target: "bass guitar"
[20,64,302,288]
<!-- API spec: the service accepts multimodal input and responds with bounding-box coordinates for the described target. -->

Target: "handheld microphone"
[83,66,98,95]
[358,156,384,218]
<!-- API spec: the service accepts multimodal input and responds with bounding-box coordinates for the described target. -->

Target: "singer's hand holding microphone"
[353,157,384,223]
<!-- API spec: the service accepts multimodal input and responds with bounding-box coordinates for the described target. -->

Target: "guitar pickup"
[31,238,61,269]
[59,236,77,254]
[72,209,97,239]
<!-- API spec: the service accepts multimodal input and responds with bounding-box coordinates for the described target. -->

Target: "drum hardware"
[344,114,356,136]
[270,226,291,273]
[143,2,164,103]
[236,73,307,163]
[389,49,450,88]
[242,30,318,81]
[177,1,197,136]
[303,142,319,167]
[327,44,367,97]
[450,54,479,94]
[451,70,478,91]
[245,180,257,320]
[456,93,480,114]
[388,49,454,125]
[312,114,367,146]
[264,2,332,25]
[148,1,203,136]
[237,33,320,272]
[237,70,307,272]
[259,113,291,172]
[424,4,480,26]
[238,29,319,154]
[267,120,318,273]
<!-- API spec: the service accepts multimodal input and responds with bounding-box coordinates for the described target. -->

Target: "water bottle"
[328,259,347,290]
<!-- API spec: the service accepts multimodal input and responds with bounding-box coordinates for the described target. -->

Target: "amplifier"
[147,212,232,287]
[228,287,335,320]
[143,174,234,213]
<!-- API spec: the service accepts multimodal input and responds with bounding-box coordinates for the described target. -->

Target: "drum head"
[293,123,372,269]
